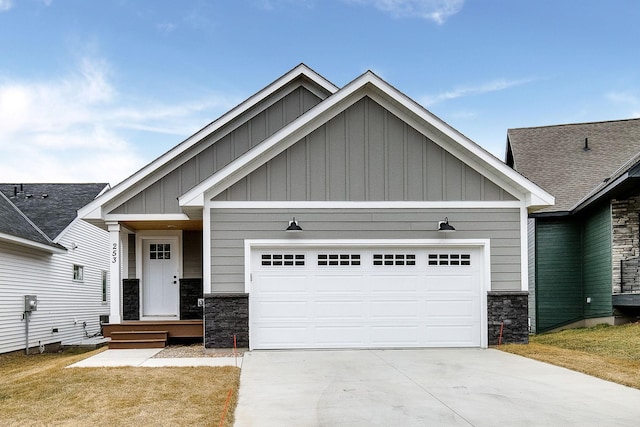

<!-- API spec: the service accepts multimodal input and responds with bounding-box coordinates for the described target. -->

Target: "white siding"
[0,220,109,354]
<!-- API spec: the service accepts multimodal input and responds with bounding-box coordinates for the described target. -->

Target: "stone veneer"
[204,293,249,349]
[612,196,640,293]
[122,279,140,321]
[179,278,203,320]
[487,291,529,345]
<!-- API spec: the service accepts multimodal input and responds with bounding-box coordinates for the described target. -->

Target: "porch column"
[107,222,122,324]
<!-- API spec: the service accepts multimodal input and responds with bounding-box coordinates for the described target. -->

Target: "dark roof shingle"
[0,183,108,241]
[507,118,640,213]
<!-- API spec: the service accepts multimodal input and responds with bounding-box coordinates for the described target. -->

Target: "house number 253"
[112,243,118,263]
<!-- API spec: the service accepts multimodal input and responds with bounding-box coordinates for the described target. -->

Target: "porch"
[103,320,203,349]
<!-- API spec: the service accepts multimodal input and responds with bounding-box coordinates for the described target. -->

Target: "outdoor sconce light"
[438,217,456,232]
[286,217,303,232]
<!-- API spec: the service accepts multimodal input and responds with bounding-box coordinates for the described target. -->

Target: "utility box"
[24,295,37,312]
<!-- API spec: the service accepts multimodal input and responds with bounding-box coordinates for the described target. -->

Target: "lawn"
[500,322,640,390]
[0,348,240,427]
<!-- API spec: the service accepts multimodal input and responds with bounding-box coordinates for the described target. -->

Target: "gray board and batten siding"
[214,97,517,202]
[109,85,324,215]
[210,208,522,293]
[111,94,516,215]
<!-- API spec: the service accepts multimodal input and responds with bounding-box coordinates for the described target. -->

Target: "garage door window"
[428,254,471,266]
[318,254,361,266]
[261,254,305,266]
[373,254,416,266]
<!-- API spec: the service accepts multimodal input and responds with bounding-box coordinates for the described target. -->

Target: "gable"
[214,97,517,202]
[109,86,324,215]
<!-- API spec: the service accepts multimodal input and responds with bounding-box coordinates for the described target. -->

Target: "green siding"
[582,204,612,318]
[536,220,583,332]
[535,202,613,332]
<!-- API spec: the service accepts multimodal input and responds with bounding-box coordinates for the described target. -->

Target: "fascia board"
[180,73,374,206]
[0,232,66,254]
[79,64,338,219]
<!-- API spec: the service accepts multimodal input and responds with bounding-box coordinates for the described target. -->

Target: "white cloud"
[157,22,177,34]
[345,0,464,24]
[0,57,237,184]
[0,0,13,12]
[421,78,533,106]
[606,91,640,118]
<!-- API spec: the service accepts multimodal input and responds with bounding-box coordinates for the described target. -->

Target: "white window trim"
[72,264,84,282]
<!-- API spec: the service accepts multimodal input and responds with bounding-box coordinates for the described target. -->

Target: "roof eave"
[79,64,338,220]
[0,232,67,254]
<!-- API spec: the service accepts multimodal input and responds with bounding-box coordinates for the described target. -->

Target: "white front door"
[142,238,179,319]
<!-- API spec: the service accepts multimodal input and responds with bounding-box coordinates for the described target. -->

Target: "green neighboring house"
[507,118,640,333]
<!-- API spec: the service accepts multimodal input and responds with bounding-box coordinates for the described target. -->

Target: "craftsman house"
[79,65,552,350]
[0,183,109,354]
[507,118,640,333]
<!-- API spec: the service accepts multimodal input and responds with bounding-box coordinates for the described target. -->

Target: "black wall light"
[286,217,303,232]
[438,217,456,232]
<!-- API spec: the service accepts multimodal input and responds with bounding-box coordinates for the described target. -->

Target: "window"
[73,265,84,281]
[318,254,361,266]
[150,243,171,260]
[101,270,107,302]
[373,254,416,266]
[261,254,305,266]
[428,254,471,266]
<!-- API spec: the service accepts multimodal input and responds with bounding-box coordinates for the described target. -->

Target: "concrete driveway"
[234,349,640,426]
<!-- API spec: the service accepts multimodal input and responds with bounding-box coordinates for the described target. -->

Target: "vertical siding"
[210,208,521,293]
[215,97,518,203]
[0,220,109,354]
[110,86,323,215]
[535,219,583,332]
[582,203,612,318]
[527,218,536,333]
[183,230,203,278]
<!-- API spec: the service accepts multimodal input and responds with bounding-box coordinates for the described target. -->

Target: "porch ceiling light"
[438,217,456,232]
[286,217,303,232]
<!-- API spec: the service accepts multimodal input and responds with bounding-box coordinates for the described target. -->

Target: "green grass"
[500,322,640,389]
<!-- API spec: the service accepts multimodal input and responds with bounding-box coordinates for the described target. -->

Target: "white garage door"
[249,246,483,350]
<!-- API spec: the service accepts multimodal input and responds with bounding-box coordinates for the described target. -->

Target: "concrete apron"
[234,348,640,427]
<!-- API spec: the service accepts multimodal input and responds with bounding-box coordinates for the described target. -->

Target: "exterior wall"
[535,219,583,332]
[180,278,203,320]
[215,97,516,203]
[204,293,248,348]
[527,218,536,333]
[210,208,521,293]
[582,203,612,317]
[0,220,109,354]
[612,196,640,293]
[111,86,323,215]
[487,291,529,344]
[183,230,203,278]
[534,202,613,333]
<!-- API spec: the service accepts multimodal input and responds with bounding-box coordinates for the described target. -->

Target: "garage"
[248,244,485,350]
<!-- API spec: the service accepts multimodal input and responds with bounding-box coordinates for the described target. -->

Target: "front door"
[142,238,179,319]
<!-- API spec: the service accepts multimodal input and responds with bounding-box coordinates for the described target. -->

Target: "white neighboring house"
[0,183,110,354]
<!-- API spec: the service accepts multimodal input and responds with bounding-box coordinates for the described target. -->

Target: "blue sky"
[1,0,639,184]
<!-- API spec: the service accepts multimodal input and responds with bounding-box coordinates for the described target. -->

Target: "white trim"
[210,200,524,209]
[520,205,529,292]
[78,64,338,221]
[104,214,192,222]
[203,199,212,294]
[107,222,122,324]
[0,232,66,254]
[244,238,490,349]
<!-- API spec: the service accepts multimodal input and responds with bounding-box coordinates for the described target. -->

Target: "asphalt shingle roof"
[0,192,55,247]
[0,183,108,242]
[507,118,640,213]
